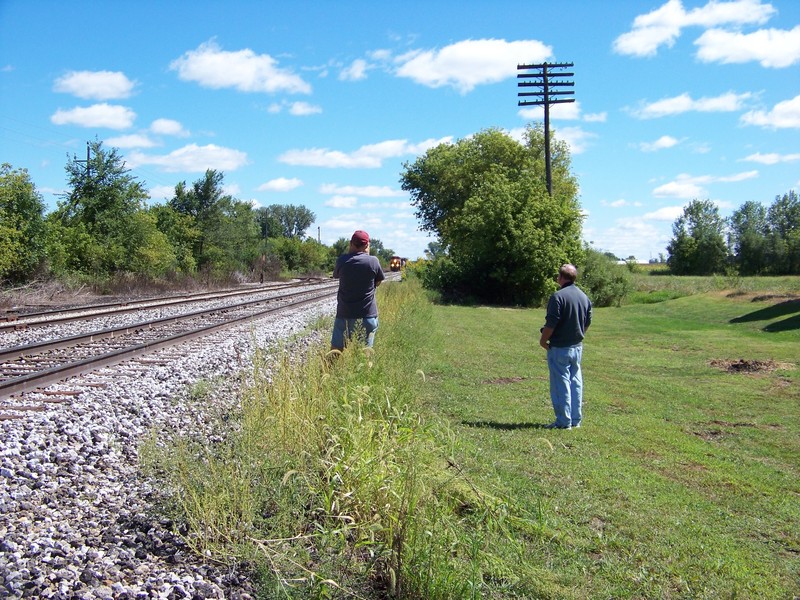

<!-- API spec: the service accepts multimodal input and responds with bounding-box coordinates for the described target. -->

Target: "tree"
[55,141,171,276]
[169,170,228,264]
[0,164,47,283]
[729,201,769,275]
[400,125,582,305]
[260,204,315,239]
[765,190,800,274]
[666,199,728,275]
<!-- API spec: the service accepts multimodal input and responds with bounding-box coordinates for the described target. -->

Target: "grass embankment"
[145,275,800,598]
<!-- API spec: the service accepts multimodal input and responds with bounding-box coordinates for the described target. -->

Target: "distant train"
[389,256,407,272]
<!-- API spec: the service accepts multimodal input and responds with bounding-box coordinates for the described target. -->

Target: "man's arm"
[539,326,554,350]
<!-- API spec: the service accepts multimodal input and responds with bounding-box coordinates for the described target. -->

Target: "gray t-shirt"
[333,252,385,318]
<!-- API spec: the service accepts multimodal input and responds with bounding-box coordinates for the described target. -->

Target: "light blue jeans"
[331,317,378,350]
[547,344,583,427]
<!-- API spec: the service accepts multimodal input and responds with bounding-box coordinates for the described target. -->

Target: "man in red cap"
[331,230,385,351]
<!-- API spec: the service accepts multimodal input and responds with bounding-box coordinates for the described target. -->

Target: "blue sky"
[1,0,798,261]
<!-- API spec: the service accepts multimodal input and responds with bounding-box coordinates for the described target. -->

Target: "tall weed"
[143,278,537,598]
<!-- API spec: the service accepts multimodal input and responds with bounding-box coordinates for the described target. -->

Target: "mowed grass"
[420,286,800,598]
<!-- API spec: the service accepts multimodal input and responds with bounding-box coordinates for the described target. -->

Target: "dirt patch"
[693,428,726,442]
[708,358,794,373]
[483,376,529,384]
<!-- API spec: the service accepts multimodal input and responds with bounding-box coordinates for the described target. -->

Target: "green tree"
[579,246,632,307]
[729,200,769,275]
[400,125,582,305]
[148,204,200,274]
[261,204,315,239]
[0,164,47,283]
[666,199,728,275]
[765,190,800,274]
[55,141,172,276]
[169,170,228,265]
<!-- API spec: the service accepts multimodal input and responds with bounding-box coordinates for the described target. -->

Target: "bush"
[579,247,633,307]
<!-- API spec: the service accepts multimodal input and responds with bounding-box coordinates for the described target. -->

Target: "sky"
[1,0,798,262]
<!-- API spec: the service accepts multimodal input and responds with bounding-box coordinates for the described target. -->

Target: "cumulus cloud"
[631,91,752,118]
[652,170,758,198]
[147,185,175,201]
[150,118,189,137]
[642,206,686,221]
[552,126,596,155]
[51,103,136,129]
[639,135,680,152]
[612,0,775,57]
[740,94,800,129]
[324,195,358,208]
[602,199,643,208]
[257,177,303,192]
[695,25,800,68]
[127,143,249,172]
[339,58,369,81]
[319,183,406,198]
[105,134,157,148]
[279,136,451,168]
[170,40,311,94]
[288,101,322,116]
[54,70,136,100]
[741,151,800,164]
[394,38,552,93]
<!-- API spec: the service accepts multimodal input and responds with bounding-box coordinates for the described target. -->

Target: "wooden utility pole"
[517,62,574,196]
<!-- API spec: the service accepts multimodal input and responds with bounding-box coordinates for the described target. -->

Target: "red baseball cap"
[351,230,370,244]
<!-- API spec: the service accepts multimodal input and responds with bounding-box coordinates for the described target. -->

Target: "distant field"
[420,275,800,598]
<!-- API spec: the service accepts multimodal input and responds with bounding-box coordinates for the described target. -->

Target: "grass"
[421,281,800,598]
[142,274,800,598]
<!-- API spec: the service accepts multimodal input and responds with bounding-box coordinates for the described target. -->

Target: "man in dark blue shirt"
[539,264,592,429]
[331,230,385,351]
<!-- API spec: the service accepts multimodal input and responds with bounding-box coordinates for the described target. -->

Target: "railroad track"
[0,281,338,408]
[0,279,326,331]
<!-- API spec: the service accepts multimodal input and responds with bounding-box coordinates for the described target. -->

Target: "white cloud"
[695,25,800,68]
[612,0,776,57]
[643,205,686,221]
[257,177,303,192]
[583,112,607,123]
[319,183,406,198]
[590,217,669,260]
[150,118,189,137]
[741,151,800,164]
[289,101,322,116]
[105,134,157,148]
[395,38,552,93]
[553,126,596,155]
[325,195,358,208]
[279,136,451,168]
[127,143,249,172]
[602,199,643,208]
[652,170,758,198]
[519,100,581,121]
[54,70,136,100]
[632,91,752,118]
[339,58,369,81]
[51,103,136,129]
[639,135,680,152]
[147,185,175,201]
[170,40,311,94]
[740,94,800,129]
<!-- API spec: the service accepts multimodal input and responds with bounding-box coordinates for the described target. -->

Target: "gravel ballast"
[0,298,335,599]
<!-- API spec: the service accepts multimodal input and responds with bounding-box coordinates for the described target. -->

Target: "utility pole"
[75,141,91,178]
[517,62,574,196]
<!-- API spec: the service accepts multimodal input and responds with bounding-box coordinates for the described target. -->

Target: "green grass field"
[420,285,799,598]
[149,276,799,598]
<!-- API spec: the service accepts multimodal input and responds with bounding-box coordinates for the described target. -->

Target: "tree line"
[0,141,398,287]
[667,193,800,276]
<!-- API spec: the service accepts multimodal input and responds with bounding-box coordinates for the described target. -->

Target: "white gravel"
[0,297,336,599]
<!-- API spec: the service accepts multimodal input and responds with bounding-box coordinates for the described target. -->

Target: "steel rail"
[0,287,337,401]
[0,283,338,362]
[0,280,326,331]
